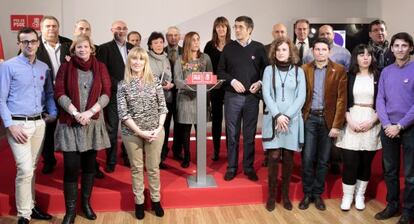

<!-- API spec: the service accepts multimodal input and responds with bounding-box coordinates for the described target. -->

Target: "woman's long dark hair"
[211,16,231,47]
[349,44,379,77]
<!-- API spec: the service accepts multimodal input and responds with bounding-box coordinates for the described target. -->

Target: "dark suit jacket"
[96,40,134,92]
[35,36,71,81]
[302,60,348,129]
[164,45,183,80]
[347,72,379,111]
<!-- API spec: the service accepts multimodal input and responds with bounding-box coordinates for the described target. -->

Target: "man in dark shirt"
[218,16,268,182]
[367,19,395,71]
[97,20,134,173]
[37,15,71,174]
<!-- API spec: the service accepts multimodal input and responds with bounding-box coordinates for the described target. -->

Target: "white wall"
[366,0,414,38]
[2,0,412,60]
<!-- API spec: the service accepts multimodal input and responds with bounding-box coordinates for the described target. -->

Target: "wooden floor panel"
[0,199,399,224]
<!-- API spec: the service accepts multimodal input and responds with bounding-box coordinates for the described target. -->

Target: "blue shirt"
[303,44,351,70]
[311,66,327,110]
[0,54,57,127]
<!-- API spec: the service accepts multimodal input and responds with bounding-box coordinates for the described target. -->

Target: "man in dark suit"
[264,23,287,56]
[97,20,133,173]
[163,26,184,161]
[37,15,71,174]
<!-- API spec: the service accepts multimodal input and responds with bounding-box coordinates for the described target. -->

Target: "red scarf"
[55,55,111,125]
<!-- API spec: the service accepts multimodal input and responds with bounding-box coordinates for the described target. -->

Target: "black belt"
[310,109,324,117]
[12,115,42,121]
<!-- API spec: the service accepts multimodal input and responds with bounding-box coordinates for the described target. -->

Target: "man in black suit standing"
[37,15,71,174]
[97,20,133,173]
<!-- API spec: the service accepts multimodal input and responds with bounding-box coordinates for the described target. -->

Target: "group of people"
[0,14,413,224]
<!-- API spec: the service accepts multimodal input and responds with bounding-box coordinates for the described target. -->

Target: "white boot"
[355,180,368,210]
[340,183,355,211]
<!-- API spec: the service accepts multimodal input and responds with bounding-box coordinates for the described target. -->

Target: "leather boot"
[211,147,219,161]
[266,150,279,211]
[281,150,293,210]
[181,146,190,168]
[340,183,355,211]
[262,151,268,167]
[81,173,97,220]
[355,180,368,210]
[62,182,78,224]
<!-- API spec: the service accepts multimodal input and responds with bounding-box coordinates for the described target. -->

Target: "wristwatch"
[396,123,404,131]
[72,110,80,117]
[90,108,97,114]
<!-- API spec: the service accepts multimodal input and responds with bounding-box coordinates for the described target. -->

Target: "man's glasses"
[19,40,38,46]
[113,27,128,32]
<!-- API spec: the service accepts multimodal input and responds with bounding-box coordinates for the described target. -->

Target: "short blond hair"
[70,35,96,56]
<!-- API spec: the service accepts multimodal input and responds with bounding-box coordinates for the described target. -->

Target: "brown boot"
[281,150,293,210]
[266,150,280,211]
[262,151,268,167]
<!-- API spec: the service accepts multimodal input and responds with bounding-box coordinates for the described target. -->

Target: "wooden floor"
[0,199,399,224]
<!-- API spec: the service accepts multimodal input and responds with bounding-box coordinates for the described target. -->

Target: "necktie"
[170,48,177,64]
[299,42,305,65]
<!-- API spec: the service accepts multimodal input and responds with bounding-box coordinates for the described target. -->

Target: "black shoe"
[314,196,326,211]
[17,217,29,224]
[105,164,115,173]
[95,166,104,179]
[265,198,276,212]
[135,203,145,220]
[244,171,258,181]
[159,162,168,170]
[42,163,56,174]
[152,201,164,217]
[397,215,414,224]
[31,206,52,220]
[224,171,236,181]
[181,160,190,168]
[374,206,399,220]
[330,164,341,175]
[298,195,312,210]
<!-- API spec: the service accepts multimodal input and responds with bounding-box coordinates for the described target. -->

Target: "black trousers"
[104,96,120,166]
[224,92,259,173]
[380,126,414,217]
[210,89,225,152]
[42,120,57,165]
[63,150,97,182]
[341,149,376,185]
[175,123,196,162]
[161,102,174,161]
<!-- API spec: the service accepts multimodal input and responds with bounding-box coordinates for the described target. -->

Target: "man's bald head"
[318,25,334,44]
[272,23,287,40]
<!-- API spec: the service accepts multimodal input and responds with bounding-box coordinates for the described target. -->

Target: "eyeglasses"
[19,40,38,46]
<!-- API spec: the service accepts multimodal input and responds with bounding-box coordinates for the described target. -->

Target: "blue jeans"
[381,126,414,217]
[302,114,332,196]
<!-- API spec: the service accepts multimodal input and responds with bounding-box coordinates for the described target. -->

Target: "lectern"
[183,72,223,188]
